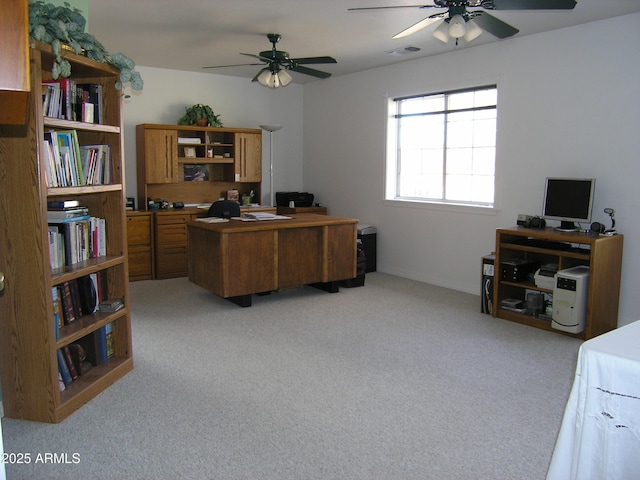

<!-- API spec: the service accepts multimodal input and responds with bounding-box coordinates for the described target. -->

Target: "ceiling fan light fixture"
[432,20,450,43]
[257,67,292,89]
[464,19,482,42]
[257,69,274,87]
[278,69,293,86]
[448,14,466,39]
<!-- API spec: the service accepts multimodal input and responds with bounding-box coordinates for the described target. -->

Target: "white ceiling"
[88,0,640,84]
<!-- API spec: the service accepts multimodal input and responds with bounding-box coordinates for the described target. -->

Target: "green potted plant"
[28,1,143,92]
[177,104,223,127]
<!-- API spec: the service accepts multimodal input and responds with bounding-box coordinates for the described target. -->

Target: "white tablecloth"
[547,320,640,480]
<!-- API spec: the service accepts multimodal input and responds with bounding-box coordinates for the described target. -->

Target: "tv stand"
[493,226,623,340]
[555,220,579,232]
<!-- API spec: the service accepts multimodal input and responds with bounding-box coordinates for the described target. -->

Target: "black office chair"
[207,200,240,219]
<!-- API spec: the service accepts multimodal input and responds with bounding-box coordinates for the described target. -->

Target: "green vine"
[28,1,143,91]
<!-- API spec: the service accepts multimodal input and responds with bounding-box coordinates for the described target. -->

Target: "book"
[105,323,115,358]
[52,287,62,339]
[59,282,77,325]
[62,345,78,380]
[47,200,82,210]
[98,298,124,313]
[96,327,108,364]
[57,349,73,386]
[46,207,89,219]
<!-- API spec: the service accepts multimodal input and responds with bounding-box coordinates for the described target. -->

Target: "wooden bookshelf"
[0,42,133,423]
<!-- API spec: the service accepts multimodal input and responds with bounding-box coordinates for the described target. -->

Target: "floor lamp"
[260,124,283,207]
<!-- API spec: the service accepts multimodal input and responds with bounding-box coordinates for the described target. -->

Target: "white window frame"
[385,84,499,212]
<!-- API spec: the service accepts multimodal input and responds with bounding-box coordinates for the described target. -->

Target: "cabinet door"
[145,129,177,183]
[0,0,30,124]
[235,132,261,182]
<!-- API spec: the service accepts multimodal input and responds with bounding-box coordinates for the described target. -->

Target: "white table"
[547,320,640,480]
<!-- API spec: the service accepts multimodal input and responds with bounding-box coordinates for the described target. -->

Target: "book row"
[48,214,106,270]
[52,275,102,332]
[52,273,120,389]
[57,324,114,390]
[44,129,112,187]
[42,79,103,124]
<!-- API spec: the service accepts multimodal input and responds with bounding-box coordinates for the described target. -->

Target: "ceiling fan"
[203,33,337,88]
[348,0,577,45]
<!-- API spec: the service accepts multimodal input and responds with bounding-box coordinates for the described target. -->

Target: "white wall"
[121,67,304,206]
[303,14,640,327]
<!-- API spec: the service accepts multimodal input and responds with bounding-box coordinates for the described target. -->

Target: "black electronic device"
[275,191,314,207]
[529,216,546,229]
[173,201,184,209]
[501,258,539,282]
[542,177,595,232]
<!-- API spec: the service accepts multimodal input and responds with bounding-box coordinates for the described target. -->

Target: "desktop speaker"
[590,221,605,233]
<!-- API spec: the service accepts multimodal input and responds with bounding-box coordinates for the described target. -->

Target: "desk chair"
[207,200,240,219]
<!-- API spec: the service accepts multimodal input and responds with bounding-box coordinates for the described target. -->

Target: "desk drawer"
[127,215,151,245]
[156,213,192,225]
[128,245,153,280]
[156,223,187,243]
[156,244,188,278]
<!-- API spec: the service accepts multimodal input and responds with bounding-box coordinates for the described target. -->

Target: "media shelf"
[493,227,623,340]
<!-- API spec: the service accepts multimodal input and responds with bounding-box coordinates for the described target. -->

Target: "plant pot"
[196,118,208,127]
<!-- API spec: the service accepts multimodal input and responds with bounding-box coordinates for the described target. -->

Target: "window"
[387,85,497,207]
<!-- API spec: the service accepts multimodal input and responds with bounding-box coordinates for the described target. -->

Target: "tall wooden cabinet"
[136,124,262,210]
[0,42,133,423]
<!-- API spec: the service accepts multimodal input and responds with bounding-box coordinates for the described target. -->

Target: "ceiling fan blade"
[241,52,272,63]
[487,0,576,9]
[290,65,332,79]
[203,62,263,69]
[290,56,337,65]
[348,5,438,12]
[393,15,442,39]
[472,12,519,39]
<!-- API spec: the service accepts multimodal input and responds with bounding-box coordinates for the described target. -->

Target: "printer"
[276,191,314,207]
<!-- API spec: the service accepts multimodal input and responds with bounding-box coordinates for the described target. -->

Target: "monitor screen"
[542,178,595,231]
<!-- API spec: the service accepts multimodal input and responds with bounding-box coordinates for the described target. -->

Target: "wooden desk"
[188,214,358,306]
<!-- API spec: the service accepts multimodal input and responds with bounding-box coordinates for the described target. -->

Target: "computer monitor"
[542,178,595,231]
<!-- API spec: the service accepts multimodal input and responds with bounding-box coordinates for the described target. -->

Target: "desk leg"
[310,281,340,293]
[227,294,252,307]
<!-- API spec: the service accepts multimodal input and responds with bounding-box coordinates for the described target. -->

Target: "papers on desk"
[237,212,291,221]
[195,217,229,223]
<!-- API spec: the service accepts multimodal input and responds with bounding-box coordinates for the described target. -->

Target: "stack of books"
[47,201,106,269]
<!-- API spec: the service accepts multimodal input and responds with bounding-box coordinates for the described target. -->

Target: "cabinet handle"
[164,135,173,178]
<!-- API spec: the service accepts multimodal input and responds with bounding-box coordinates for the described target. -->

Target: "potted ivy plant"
[177,104,223,127]
[28,0,143,92]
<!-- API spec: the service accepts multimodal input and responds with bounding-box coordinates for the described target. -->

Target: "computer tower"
[552,266,590,334]
[481,255,495,314]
